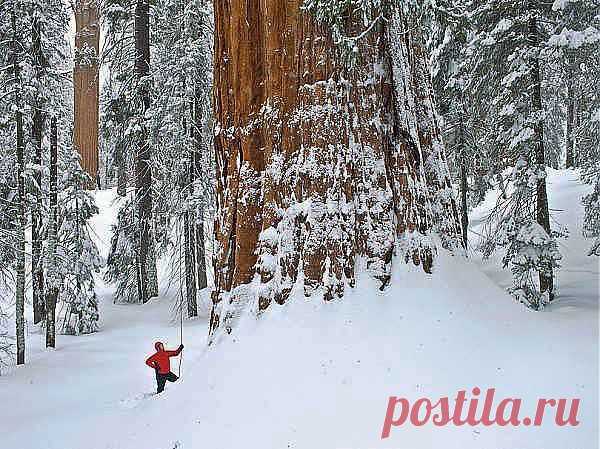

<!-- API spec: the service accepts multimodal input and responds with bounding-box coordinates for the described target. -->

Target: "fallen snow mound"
[108,251,597,449]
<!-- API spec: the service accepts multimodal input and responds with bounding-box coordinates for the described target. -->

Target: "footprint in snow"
[119,392,157,409]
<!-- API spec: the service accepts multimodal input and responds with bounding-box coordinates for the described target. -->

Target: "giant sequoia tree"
[74,0,100,185]
[209,2,462,335]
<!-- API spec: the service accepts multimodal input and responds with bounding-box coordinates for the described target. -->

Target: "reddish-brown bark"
[74,0,100,186]
[210,3,461,335]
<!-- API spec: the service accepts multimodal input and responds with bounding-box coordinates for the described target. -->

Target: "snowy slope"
[0,170,597,449]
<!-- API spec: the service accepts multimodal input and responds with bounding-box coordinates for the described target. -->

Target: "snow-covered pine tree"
[0,6,16,363]
[31,0,47,324]
[548,0,600,168]
[547,0,600,256]
[133,0,158,303]
[8,0,28,364]
[0,0,97,352]
[101,0,145,303]
[101,0,137,196]
[0,126,16,365]
[28,0,71,330]
[103,0,160,304]
[583,174,600,256]
[579,93,600,257]
[44,113,103,342]
[0,0,35,362]
[209,1,462,336]
[103,0,213,309]
[106,198,140,303]
[55,146,103,336]
[46,116,59,347]
[472,0,562,309]
[149,0,212,317]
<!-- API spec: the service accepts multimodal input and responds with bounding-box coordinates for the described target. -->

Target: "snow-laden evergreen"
[0,0,102,361]
[102,0,213,307]
[54,150,103,334]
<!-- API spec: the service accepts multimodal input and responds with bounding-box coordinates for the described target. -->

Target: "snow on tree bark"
[74,0,100,186]
[11,5,26,364]
[183,89,198,318]
[565,59,575,168]
[134,0,158,303]
[528,10,555,301]
[31,13,46,325]
[46,117,58,349]
[193,93,208,292]
[210,2,462,336]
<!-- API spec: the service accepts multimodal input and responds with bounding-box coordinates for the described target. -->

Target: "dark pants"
[156,371,179,393]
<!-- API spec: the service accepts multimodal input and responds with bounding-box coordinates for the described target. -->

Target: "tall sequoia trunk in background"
[46,117,59,349]
[528,11,554,301]
[31,14,46,324]
[74,0,100,186]
[210,3,461,336]
[134,0,157,303]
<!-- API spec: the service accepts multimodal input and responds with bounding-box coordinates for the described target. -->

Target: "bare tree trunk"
[565,60,575,169]
[31,14,45,325]
[184,212,198,317]
[12,6,26,365]
[193,94,207,292]
[46,117,59,349]
[134,0,157,303]
[529,11,554,301]
[457,111,469,250]
[459,161,469,250]
[182,92,198,317]
[116,141,127,196]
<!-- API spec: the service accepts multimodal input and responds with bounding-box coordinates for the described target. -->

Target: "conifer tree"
[0,0,98,354]
[11,2,27,364]
[471,0,561,309]
[31,3,47,324]
[134,0,158,303]
[104,0,213,310]
[46,116,59,347]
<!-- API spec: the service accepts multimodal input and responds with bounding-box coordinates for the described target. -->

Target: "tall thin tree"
[31,7,46,324]
[528,2,554,301]
[134,0,157,303]
[46,117,59,348]
[11,4,26,365]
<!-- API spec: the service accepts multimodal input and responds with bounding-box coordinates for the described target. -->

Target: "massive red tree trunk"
[74,0,100,186]
[210,3,461,335]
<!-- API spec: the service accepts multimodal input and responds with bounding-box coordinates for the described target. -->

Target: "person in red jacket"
[146,341,184,393]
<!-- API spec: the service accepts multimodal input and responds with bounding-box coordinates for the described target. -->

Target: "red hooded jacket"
[146,342,183,374]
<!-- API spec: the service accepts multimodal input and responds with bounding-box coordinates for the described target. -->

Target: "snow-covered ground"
[0,169,597,449]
